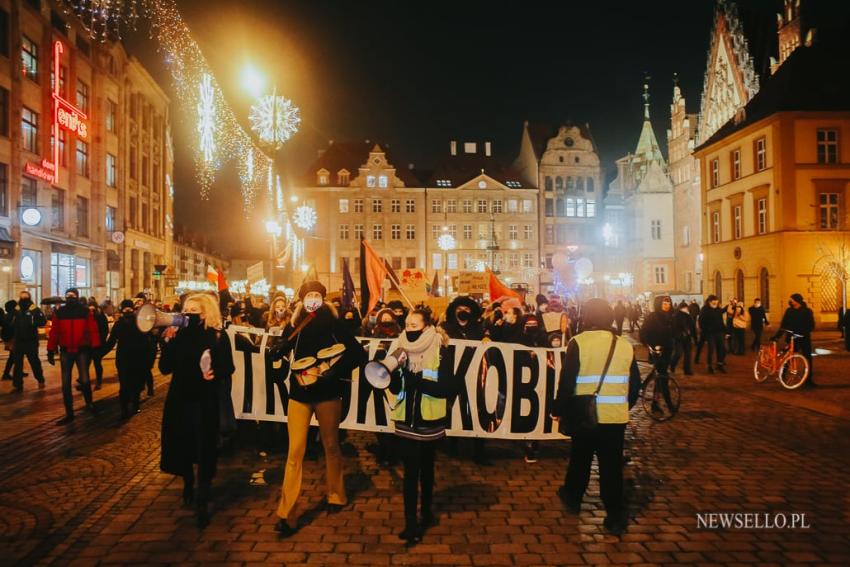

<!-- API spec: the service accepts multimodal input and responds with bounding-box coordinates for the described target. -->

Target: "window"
[576,177,584,192]
[492,200,502,214]
[577,198,586,217]
[757,198,767,234]
[545,225,554,245]
[354,199,363,213]
[448,224,457,238]
[712,211,721,243]
[555,177,563,192]
[106,99,117,133]
[523,253,534,268]
[448,254,458,270]
[389,257,402,270]
[446,199,457,213]
[545,254,553,269]
[129,145,137,180]
[76,140,89,177]
[432,253,442,270]
[817,129,838,164]
[733,205,742,239]
[586,199,596,217]
[432,225,441,239]
[76,80,89,113]
[459,199,470,214]
[545,199,553,217]
[141,202,149,232]
[372,199,382,213]
[463,224,472,240]
[318,173,328,185]
[508,225,517,240]
[51,189,65,231]
[0,163,6,216]
[507,199,518,213]
[755,138,766,171]
[651,220,662,240]
[106,153,117,187]
[731,149,741,180]
[522,199,533,213]
[509,253,519,269]
[339,198,349,213]
[586,178,594,192]
[819,193,840,229]
[105,206,116,232]
[391,199,401,213]
[477,199,487,213]
[0,8,8,57]
[710,158,719,188]
[21,36,38,82]
[49,129,67,167]
[736,269,745,302]
[759,268,770,310]
[338,171,350,185]
[565,198,575,217]
[654,266,667,285]
[391,224,401,240]
[523,225,533,240]
[372,224,382,240]
[431,199,442,213]
[405,199,415,213]
[22,176,37,207]
[406,257,416,269]
[544,176,553,191]
[366,175,376,188]
[378,175,388,188]
[0,87,8,137]
[567,176,575,190]
[406,224,415,239]
[354,224,364,240]
[339,224,349,240]
[22,107,38,153]
[76,196,89,237]
[51,253,76,297]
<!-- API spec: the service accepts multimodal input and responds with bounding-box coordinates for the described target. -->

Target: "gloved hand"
[47,351,56,366]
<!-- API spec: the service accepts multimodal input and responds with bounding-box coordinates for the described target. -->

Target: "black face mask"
[185,313,203,327]
[65,296,78,305]
[405,330,423,342]
[456,310,471,322]
[19,298,32,309]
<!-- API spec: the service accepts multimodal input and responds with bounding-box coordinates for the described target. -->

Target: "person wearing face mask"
[372,308,402,339]
[698,295,727,374]
[1,300,19,381]
[87,298,110,390]
[266,295,290,332]
[388,309,454,544]
[670,301,696,376]
[773,293,816,387]
[748,298,769,352]
[159,293,234,527]
[442,296,484,341]
[640,296,675,377]
[104,300,157,418]
[490,307,524,343]
[47,288,102,424]
[6,291,46,391]
[270,281,364,538]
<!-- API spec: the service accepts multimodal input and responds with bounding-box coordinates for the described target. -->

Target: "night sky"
[124,0,785,258]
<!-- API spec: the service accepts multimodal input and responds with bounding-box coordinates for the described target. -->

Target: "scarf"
[397,326,441,373]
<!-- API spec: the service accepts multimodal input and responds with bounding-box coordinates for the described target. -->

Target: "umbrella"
[40,296,64,305]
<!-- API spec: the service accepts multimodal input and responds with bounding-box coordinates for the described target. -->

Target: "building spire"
[643,73,651,120]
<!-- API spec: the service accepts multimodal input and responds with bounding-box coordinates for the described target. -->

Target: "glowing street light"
[265,219,282,237]
[241,64,266,98]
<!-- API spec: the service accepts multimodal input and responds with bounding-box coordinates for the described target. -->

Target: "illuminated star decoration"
[196,73,217,191]
[249,95,301,146]
[438,233,456,251]
[293,205,317,231]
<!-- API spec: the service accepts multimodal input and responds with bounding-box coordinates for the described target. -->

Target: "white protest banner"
[226,326,567,440]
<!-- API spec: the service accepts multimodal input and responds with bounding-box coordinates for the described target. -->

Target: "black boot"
[182,479,194,506]
[274,518,297,537]
[398,517,421,543]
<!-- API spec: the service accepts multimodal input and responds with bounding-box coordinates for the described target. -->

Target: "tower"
[776,0,803,67]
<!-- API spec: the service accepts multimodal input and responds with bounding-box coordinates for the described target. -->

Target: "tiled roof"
[525,121,598,158]
[428,153,530,189]
[300,141,422,187]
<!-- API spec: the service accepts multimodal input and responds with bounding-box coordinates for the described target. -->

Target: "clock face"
[21,208,42,226]
[564,137,574,147]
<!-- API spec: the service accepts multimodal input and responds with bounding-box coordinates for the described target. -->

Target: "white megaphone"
[364,348,407,390]
[136,303,190,333]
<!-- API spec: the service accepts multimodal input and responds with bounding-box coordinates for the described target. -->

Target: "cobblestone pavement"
[0,337,849,566]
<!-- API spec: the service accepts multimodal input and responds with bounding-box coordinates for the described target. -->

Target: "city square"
[1,0,850,565]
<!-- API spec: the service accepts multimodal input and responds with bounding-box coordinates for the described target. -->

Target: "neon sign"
[24,160,56,182]
[47,40,88,185]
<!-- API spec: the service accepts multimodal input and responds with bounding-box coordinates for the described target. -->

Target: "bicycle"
[753,329,810,389]
[638,345,680,421]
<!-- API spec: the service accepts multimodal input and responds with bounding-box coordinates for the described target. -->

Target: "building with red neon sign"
[0,0,174,302]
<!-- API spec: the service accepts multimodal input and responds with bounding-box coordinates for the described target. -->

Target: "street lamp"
[438,228,456,296]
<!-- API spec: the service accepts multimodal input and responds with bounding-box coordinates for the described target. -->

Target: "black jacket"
[777,305,815,338]
[640,300,675,348]
[105,313,156,369]
[699,305,726,334]
[6,301,46,343]
[672,310,696,343]
[748,305,769,330]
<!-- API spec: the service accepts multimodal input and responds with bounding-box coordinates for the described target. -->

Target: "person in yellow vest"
[388,308,453,545]
[552,298,641,535]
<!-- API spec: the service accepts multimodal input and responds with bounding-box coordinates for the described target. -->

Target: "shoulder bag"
[560,332,619,436]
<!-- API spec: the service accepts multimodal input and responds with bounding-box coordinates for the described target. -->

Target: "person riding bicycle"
[639,296,676,413]
[772,293,815,387]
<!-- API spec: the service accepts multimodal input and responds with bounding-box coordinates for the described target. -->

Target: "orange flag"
[487,268,522,302]
[361,239,388,315]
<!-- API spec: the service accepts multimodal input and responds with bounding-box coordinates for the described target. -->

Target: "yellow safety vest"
[572,331,634,424]
[391,347,446,423]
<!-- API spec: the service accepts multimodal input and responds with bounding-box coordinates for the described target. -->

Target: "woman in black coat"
[104,300,157,417]
[159,293,235,528]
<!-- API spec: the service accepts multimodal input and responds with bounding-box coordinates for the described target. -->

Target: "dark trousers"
[145,367,154,395]
[399,437,437,525]
[3,352,17,377]
[90,349,105,386]
[670,339,692,374]
[751,327,764,351]
[615,319,624,335]
[118,364,144,416]
[796,337,814,382]
[60,350,93,416]
[705,332,726,368]
[564,424,626,520]
[731,328,745,355]
[13,342,44,387]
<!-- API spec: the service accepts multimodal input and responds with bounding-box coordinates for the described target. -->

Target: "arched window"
[555,177,563,191]
[576,177,584,191]
[586,177,594,192]
[736,269,745,302]
[714,271,722,298]
[759,268,770,310]
[544,176,553,191]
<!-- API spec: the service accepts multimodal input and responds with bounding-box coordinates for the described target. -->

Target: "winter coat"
[47,302,101,353]
[699,305,726,335]
[6,301,46,343]
[442,296,485,340]
[672,310,696,343]
[91,309,109,351]
[778,305,815,338]
[159,324,235,479]
[748,305,769,330]
[640,298,675,348]
[105,313,157,370]
[613,303,627,322]
[274,302,364,405]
